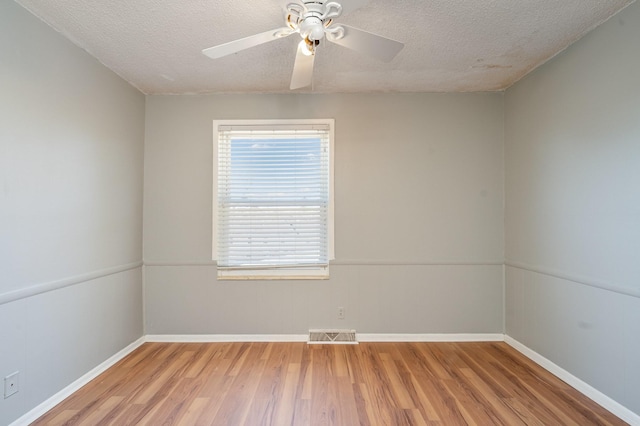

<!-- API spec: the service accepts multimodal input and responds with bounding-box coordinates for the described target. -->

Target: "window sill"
[217,274,330,281]
[217,267,330,281]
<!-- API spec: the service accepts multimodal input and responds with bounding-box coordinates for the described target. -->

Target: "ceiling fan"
[202,1,404,90]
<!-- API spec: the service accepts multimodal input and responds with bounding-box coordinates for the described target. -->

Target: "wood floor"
[32,341,625,425]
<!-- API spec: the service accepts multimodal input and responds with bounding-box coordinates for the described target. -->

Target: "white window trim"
[212,119,335,280]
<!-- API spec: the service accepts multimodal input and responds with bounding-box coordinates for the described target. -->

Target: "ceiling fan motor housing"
[290,1,343,42]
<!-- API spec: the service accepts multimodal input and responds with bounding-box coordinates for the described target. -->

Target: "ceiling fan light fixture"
[300,16,325,41]
[300,38,317,56]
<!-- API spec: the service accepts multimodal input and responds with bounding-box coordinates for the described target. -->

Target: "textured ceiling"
[15,0,633,94]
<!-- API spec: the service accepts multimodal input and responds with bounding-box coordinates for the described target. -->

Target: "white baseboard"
[9,337,146,426]
[145,334,309,343]
[145,333,504,343]
[358,333,505,342]
[505,335,640,426]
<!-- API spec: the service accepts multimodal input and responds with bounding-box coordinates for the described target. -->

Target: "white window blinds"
[215,121,333,278]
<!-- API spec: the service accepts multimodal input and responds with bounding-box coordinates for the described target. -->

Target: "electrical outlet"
[4,371,19,398]
[337,307,345,320]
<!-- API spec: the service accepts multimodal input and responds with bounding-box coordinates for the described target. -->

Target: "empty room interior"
[1,0,639,424]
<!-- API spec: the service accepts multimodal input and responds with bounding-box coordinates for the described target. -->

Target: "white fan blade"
[328,24,403,62]
[202,28,293,59]
[290,42,316,90]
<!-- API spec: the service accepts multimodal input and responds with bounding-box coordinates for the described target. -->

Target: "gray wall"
[6,0,638,422]
[0,2,145,424]
[505,1,640,416]
[143,93,505,335]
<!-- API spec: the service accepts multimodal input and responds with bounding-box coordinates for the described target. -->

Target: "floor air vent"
[308,329,358,344]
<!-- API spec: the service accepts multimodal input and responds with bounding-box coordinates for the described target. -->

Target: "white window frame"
[212,119,335,280]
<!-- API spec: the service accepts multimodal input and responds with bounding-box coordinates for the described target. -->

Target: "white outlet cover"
[4,372,19,398]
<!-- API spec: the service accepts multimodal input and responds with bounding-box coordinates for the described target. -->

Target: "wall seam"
[505,260,640,299]
[143,260,504,267]
[0,261,143,306]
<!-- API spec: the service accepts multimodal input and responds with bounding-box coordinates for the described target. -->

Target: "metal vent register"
[308,329,358,344]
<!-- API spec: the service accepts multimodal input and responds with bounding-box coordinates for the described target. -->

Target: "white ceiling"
[15,0,633,94]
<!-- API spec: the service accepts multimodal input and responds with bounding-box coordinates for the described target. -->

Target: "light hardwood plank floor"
[31,342,626,425]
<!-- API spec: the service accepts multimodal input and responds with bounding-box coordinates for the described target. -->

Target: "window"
[213,120,334,279]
